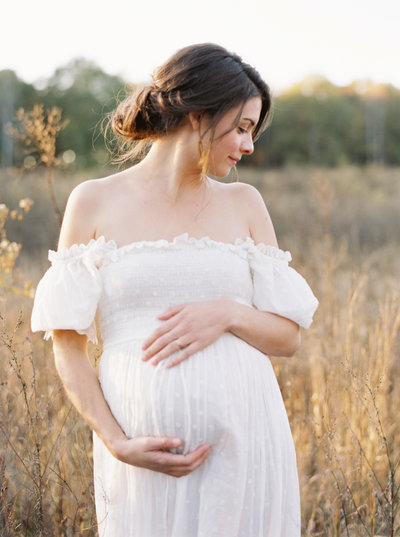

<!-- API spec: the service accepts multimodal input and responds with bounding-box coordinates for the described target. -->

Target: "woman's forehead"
[222,96,262,125]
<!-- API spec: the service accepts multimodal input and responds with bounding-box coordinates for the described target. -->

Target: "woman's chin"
[207,166,234,179]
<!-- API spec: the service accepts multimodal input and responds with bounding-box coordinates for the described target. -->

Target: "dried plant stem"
[5,104,68,228]
[45,167,62,227]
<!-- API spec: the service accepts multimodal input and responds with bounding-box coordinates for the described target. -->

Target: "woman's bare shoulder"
[221,181,278,246]
[58,172,123,249]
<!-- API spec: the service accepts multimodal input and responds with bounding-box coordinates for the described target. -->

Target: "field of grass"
[1,164,399,536]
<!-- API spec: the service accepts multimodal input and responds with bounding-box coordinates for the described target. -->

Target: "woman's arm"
[228,182,301,355]
[141,297,300,367]
[52,330,127,453]
[225,300,301,356]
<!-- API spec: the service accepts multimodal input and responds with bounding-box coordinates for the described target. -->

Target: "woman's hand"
[111,436,212,477]
[141,298,236,368]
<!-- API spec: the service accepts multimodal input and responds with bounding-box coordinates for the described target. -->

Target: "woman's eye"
[238,127,247,134]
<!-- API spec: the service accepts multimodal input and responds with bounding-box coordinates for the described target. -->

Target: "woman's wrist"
[104,433,130,461]
[219,297,242,332]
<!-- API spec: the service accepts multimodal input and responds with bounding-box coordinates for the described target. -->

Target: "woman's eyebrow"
[242,118,256,126]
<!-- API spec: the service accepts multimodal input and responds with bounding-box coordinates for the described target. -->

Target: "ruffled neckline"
[49,232,292,263]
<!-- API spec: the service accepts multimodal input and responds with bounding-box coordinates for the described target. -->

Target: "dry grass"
[279,238,400,536]
[0,165,399,536]
[0,299,99,536]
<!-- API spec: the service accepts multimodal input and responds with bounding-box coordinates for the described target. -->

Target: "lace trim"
[104,233,252,263]
[251,242,292,263]
[48,232,292,264]
[48,235,116,263]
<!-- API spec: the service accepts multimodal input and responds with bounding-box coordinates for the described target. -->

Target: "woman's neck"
[135,126,206,204]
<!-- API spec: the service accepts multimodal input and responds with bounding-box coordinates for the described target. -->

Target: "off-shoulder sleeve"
[31,236,115,343]
[248,244,319,329]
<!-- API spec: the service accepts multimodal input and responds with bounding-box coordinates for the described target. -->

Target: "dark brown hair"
[109,43,273,165]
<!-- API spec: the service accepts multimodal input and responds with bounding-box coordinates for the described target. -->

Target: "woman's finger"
[166,340,203,368]
[116,436,212,477]
[143,439,212,476]
[157,305,182,320]
[147,336,191,365]
[165,450,212,477]
[147,436,183,451]
[141,329,183,361]
[141,317,179,351]
[155,444,212,473]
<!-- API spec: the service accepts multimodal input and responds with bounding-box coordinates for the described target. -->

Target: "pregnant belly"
[99,332,282,454]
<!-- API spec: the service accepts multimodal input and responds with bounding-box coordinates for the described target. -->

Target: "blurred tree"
[383,86,400,165]
[1,63,400,169]
[0,60,129,170]
[38,58,129,168]
[253,76,400,168]
[0,71,36,167]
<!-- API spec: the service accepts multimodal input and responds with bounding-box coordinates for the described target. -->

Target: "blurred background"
[1,1,399,536]
[1,0,399,257]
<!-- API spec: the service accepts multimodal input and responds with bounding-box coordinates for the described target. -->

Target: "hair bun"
[111,86,161,141]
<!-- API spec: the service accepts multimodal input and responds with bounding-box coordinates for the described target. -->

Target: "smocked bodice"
[98,239,254,347]
[31,232,319,344]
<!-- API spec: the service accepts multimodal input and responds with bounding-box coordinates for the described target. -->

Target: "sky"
[2,0,400,95]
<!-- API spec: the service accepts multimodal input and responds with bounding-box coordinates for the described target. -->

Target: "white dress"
[31,232,318,537]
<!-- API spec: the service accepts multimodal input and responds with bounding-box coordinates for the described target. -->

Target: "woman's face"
[204,96,262,177]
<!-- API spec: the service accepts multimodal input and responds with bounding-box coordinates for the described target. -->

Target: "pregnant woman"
[31,43,319,537]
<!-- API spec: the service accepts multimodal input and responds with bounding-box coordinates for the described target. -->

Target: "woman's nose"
[241,135,254,155]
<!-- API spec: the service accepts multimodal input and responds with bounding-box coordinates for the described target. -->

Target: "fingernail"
[173,438,181,446]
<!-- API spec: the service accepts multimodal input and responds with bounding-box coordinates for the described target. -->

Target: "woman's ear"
[188,112,202,131]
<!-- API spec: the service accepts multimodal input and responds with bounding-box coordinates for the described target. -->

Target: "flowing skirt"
[93,332,300,537]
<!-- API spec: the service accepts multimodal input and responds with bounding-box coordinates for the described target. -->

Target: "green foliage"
[39,58,131,168]
[1,64,400,168]
[0,59,129,169]
[0,70,38,168]
[252,77,400,168]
